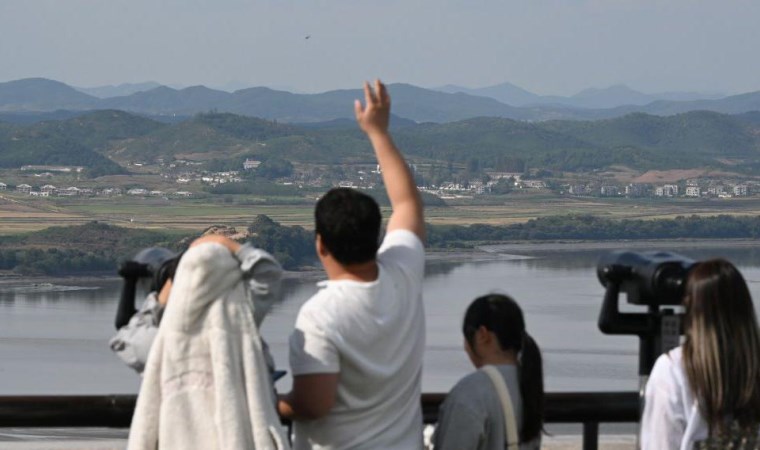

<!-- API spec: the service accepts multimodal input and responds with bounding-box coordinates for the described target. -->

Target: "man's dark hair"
[315,188,381,265]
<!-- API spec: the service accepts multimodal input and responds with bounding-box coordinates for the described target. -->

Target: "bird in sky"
[305,35,311,40]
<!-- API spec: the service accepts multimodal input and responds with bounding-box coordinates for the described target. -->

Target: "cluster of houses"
[5,160,268,198]
[683,183,750,198]
[10,156,759,203]
[175,172,243,185]
[173,171,244,186]
[0,182,192,199]
[294,167,547,198]
[568,180,754,199]
[168,159,261,186]
[421,172,547,197]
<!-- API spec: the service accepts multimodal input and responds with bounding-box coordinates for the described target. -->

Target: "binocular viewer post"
[597,251,695,377]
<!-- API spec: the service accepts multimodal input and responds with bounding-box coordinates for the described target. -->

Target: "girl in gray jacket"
[434,294,544,450]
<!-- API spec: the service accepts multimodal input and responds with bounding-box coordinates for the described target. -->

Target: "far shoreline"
[1,238,757,285]
[474,237,760,254]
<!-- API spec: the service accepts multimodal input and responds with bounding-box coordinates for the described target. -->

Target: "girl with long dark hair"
[641,259,760,449]
[434,294,544,450]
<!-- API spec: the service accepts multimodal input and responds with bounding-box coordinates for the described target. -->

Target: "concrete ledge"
[0,428,636,450]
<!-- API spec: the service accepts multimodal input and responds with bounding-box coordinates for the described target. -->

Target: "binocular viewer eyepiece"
[597,250,695,377]
[597,250,695,307]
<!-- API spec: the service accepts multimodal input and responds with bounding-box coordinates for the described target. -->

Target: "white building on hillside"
[243,159,262,170]
[734,185,749,196]
[568,185,588,195]
[707,186,725,196]
[59,187,81,197]
[600,186,620,197]
[100,188,123,196]
[487,172,522,181]
[685,186,701,197]
[522,180,546,189]
[469,181,486,194]
[655,185,679,197]
[16,184,32,194]
[20,165,83,173]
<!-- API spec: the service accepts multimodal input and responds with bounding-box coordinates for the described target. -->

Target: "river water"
[2,243,760,395]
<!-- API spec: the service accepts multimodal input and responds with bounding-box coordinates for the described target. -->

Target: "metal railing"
[0,391,639,450]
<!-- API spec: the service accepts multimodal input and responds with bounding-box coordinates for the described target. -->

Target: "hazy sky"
[1,0,758,95]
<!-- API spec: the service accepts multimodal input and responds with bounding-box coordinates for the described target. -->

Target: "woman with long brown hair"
[641,259,760,449]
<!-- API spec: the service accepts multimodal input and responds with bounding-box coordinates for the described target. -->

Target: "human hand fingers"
[354,99,363,122]
[376,79,389,106]
[363,81,375,108]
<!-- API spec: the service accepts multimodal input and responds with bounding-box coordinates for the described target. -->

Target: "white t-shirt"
[641,346,709,450]
[289,229,426,450]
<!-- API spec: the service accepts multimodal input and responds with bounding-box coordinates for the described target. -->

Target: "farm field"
[426,195,760,225]
[4,192,760,236]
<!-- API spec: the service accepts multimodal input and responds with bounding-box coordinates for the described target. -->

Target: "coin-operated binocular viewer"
[597,251,695,386]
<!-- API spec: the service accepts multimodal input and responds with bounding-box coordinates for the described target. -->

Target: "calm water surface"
[3,245,760,395]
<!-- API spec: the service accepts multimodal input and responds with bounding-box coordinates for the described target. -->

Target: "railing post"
[582,422,599,450]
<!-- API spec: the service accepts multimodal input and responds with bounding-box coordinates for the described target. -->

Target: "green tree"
[257,156,294,179]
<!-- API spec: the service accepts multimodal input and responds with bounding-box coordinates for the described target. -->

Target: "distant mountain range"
[436,82,726,109]
[0,78,757,123]
[76,82,164,98]
[0,78,99,111]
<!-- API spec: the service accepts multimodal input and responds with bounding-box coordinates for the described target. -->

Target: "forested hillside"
[94,110,760,171]
[0,110,163,176]
[0,222,187,275]
[2,109,760,174]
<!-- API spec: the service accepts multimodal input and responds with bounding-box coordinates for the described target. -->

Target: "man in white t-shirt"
[278,80,426,450]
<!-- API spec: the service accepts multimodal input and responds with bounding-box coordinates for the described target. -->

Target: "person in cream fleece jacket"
[127,235,290,450]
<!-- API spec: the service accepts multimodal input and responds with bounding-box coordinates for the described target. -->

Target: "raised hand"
[353,79,424,241]
[191,234,241,253]
[354,80,390,136]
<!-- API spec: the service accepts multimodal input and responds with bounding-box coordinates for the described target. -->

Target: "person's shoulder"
[298,287,331,313]
[442,370,490,418]
[449,370,491,401]
[295,286,342,325]
[379,229,424,253]
[658,346,684,371]
[649,346,686,388]
[378,229,425,277]
[666,346,684,363]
